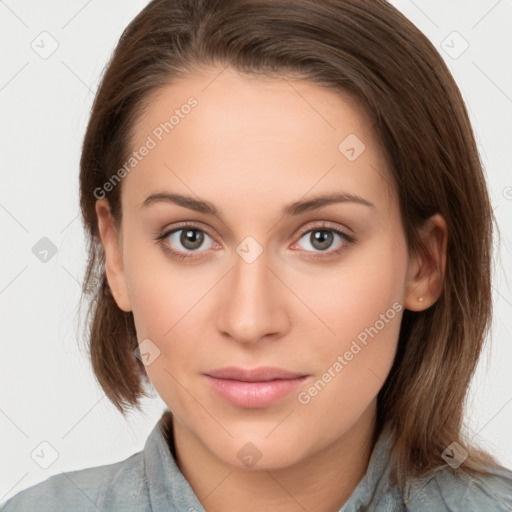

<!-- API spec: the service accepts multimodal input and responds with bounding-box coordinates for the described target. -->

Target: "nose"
[215,249,290,345]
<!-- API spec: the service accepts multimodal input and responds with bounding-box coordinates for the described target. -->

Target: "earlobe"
[404,213,447,312]
[95,199,132,312]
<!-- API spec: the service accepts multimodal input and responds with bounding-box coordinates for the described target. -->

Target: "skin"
[95,66,447,512]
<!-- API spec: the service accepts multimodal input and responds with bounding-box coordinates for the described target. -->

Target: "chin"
[208,434,309,471]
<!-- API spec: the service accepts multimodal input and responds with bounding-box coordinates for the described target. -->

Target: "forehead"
[123,66,395,215]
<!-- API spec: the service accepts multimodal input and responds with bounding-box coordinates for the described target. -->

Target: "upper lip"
[205,366,308,382]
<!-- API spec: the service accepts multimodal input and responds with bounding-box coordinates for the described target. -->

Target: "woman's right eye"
[157,225,216,260]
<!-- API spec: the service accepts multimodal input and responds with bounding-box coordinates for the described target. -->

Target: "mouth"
[204,366,310,408]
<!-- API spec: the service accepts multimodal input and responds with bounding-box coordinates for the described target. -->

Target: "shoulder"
[405,463,512,511]
[0,451,147,512]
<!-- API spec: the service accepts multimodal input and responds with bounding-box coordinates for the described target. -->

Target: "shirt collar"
[143,410,207,511]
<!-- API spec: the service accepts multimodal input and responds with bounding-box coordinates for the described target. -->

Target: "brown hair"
[78,0,501,484]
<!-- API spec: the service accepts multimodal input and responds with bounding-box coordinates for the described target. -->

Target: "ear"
[95,198,132,312]
[404,213,447,312]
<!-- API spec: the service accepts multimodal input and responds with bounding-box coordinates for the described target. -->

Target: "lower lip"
[205,375,308,408]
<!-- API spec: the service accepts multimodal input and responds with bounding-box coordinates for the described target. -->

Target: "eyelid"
[295,220,354,239]
[157,221,217,241]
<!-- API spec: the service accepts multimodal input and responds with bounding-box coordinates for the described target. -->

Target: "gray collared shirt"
[2,410,512,511]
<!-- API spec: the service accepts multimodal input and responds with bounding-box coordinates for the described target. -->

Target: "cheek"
[291,233,406,344]
[123,241,218,395]
[293,235,406,399]
[128,270,210,367]
[125,263,202,409]
[122,227,212,337]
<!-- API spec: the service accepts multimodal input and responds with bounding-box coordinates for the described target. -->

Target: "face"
[96,66,436,471]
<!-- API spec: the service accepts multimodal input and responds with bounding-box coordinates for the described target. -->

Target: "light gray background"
[1,0,511,503]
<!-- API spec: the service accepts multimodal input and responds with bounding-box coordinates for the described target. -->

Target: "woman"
[2,0,511,510]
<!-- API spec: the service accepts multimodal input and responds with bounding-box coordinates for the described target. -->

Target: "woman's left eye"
[156,223,354,261]
[292,226,354,256]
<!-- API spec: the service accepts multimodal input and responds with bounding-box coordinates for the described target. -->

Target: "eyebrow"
[141,191,376,216]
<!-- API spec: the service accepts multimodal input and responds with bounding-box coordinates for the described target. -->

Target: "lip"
[205,366,307,382]
[204,366,309,408]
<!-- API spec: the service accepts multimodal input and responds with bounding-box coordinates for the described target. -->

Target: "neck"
[170,401,377,512]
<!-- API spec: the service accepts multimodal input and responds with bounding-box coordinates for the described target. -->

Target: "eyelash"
[155,222,356,262]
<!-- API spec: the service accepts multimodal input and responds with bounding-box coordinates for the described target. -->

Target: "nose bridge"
[216,244,288,343]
